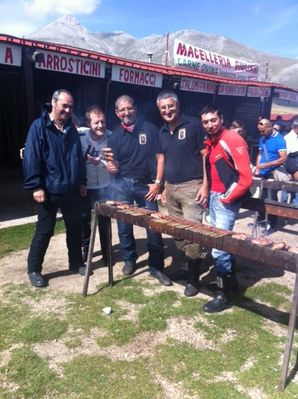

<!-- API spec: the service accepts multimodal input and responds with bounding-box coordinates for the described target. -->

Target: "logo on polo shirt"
[178,128,186,140]
[139,133,147,144]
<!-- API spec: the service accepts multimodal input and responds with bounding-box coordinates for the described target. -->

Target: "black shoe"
[122,261,136,276]
[203,293,232,313]
[28,272,48,288]
[78,266,94,276]
[150,270,172,286]
[184,283,199,297]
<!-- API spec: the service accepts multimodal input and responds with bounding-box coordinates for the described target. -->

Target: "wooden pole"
[279,257,298,391]
[82,203,98,297]
[107,217,113,286]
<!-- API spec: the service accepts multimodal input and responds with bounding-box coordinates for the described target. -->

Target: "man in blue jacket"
[23,89,86,288]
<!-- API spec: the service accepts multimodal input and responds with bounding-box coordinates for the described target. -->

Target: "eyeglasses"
[117,107,135,114]
[258,122,271,128]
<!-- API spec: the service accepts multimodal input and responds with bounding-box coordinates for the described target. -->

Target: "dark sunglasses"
[258,122,271,127]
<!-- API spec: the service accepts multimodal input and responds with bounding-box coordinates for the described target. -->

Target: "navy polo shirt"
[158,116,205,184]
[107,120,159,180]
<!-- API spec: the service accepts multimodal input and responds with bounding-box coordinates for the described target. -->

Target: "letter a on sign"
[5,47,13,64]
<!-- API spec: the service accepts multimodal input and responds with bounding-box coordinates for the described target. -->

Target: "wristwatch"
[154,179,161,184]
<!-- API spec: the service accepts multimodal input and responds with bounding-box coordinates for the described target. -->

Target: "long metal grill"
[96,202,297,272]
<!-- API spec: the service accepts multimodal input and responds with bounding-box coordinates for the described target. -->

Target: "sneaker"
[28,272,48,288]
[122,261,136,276]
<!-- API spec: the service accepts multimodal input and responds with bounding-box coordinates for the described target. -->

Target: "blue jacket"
[23,104,86,194]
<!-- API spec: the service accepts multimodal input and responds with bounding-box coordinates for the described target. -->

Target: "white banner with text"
[35,50,105,78]
[111,65,163,88]
[0,43,21,66]
[173,39,259,81]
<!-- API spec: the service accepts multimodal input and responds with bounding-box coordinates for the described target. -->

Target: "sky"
[1,0,298,59]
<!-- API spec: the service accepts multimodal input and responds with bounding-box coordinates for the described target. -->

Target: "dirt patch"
[0,211,297,398]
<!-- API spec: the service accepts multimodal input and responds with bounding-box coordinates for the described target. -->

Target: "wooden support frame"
[82,204,113,297]
[82,202,298,391]
[279,259,298,391]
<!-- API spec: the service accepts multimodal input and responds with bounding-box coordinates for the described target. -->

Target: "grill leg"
[279,260,298,391]
[82,203,98,297]
[107,217,113,286]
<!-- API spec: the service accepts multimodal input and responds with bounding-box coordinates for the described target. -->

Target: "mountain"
[27,15,298,90]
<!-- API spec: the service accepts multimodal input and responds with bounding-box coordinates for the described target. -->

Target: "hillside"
[27,15,298,90]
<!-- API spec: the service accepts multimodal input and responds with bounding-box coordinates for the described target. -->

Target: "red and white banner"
[180,77,217,94]
[0,43,21,66]
[218,84,247,96]
[35,50,105,78]
[173,39,259,81]
[274,89,298,102]
[247,86,271,98]
[111,65,163,88]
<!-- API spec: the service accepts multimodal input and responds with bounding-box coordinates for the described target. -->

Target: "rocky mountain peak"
[27,15,298,90]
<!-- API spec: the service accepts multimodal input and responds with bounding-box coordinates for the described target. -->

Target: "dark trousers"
[257,175,278,228]
[113,176,164,271]
[81,188,110,257]
[27,192,83,273]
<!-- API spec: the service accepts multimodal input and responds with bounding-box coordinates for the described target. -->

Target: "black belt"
[131,177,151,184]
[119,176,151,184]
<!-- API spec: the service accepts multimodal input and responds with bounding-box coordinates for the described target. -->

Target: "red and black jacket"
[204,129,252,204]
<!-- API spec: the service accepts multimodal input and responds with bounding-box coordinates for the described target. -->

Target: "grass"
[0,225,298,398]
[0,220,65,257]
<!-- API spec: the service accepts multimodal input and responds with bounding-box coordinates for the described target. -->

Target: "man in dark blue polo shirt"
[106,95,171,286]
[156,90,208,296]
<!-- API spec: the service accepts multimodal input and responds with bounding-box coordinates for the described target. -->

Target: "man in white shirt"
[284,119,298,205]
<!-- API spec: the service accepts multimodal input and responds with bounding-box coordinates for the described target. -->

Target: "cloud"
[0,0,102,36]
[22,0,101,19]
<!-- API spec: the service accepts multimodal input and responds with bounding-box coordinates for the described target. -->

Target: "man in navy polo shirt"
[156,90,208,296]
[106,95,171,286]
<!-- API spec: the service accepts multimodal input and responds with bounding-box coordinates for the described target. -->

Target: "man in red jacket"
[199,105,252,313]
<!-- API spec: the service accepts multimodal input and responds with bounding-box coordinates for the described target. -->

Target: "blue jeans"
[209,192,240,275]
[113,176,164,272]
[81,186,110,256]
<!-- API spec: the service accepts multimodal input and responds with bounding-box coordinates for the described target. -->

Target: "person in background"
[284,119,298,205]
[254,119,287,231]
[78,106,112,274]
[106,95,172,286]
[228,120,246,138]
[273,123,281,133]
[274,115,286,135]
[200,105,252,313]
[156,90,207,297]
[23,89,86,288]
